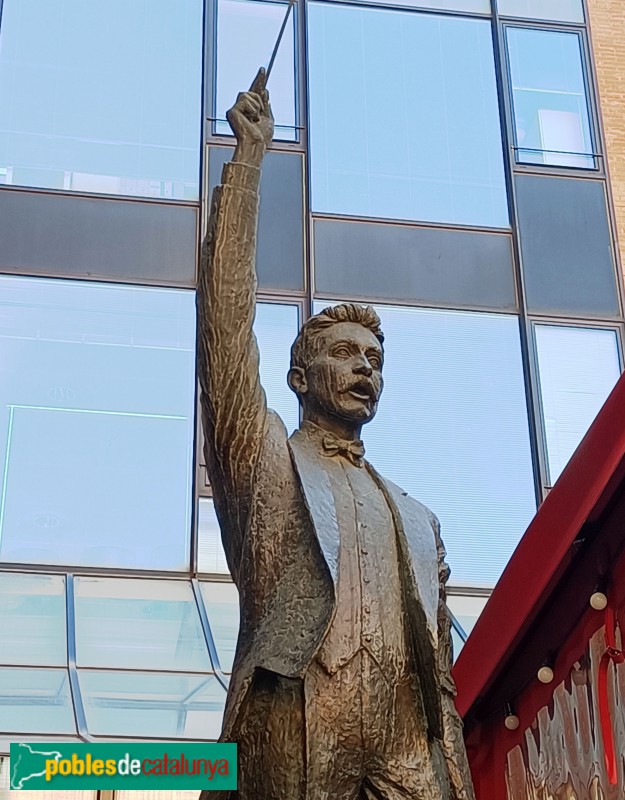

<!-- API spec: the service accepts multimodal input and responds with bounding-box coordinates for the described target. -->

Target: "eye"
[368,353,382,370]
[332,345,351,359]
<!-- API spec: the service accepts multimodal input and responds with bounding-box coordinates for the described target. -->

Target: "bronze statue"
[197,68,476,800]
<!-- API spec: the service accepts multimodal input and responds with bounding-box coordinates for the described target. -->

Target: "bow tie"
[322,433,365,467]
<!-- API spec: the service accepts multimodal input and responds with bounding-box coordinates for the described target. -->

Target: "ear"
[287,366,308,396]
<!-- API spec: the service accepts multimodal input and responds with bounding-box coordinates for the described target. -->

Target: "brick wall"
[587,0,625,280]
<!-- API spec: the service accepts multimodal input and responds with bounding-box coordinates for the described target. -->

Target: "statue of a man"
[197,68,476,800]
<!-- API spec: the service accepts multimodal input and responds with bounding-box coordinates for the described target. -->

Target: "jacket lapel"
[368,467,439,644]
[288,429,340,586]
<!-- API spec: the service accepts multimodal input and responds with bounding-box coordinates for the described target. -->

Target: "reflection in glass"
[308,4,507,227]
[0,0,202,199]
[388,0,490,9]
[216,0,296,140]
[0,574,67,667]
[198,499,230,575]
[314,302,536,588]
[0,668,76,735]
[74,578,211,673]
[200,583,240,673]
[498,0,583,23]
[0,276,196,571]
[535,326,621,484]
[79,671,226,739]
[507,28,594,168]
[255,303,300,435]
[447,595,488,637]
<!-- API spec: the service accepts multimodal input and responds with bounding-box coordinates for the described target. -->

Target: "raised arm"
[430,513,477,800]
[196,69,274,578]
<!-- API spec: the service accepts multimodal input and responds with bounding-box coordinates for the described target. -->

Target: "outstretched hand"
[228,68,274,165]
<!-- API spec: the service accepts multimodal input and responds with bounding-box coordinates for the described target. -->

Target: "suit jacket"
[197,158,475,800]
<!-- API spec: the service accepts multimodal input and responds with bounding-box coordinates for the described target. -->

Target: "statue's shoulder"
[373,471,439,533]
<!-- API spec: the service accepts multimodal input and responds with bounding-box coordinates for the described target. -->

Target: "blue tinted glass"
[216,0,297,140]
[0,276,195,571]
[499,0,584,23]
[74,578,211,672]
[507,28,594,168]
[79,671,226,739]
[255,303,300,434]
[308,5,507,227]
[535,326,621,484]
[200,582,239,673]
[314,302,536,588]
[0,574,66,667]
[0,0,202,199]
[0,668,75,735]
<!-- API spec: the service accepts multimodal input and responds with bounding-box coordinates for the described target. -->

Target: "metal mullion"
[446,585,492,598]
[0,564,192,579]
[191,578,230,690]
[492,4,546,507]
[65,575,93,742]
[195,572,233,583]
[311,210,512,237]
[0,182,199,208]
[312,291,520,316]
[77,666,215,677]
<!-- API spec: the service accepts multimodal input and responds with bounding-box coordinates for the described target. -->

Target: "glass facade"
[0,0,203,199]
[0,0,622,755]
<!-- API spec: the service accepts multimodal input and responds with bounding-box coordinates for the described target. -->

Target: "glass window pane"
[507,28,594,168]
[0,0,202,199]
[0,276,195,571]
[0,668,76,735]
[200,583,240,673]
[216,0,296,140]
[308,5,507,227]
[256,303,300,434]
[198,499,230,575]
[535,326,621,485]
[314,303,536,588]
[0,574,66,667]
[498,0,584,23]
[74,578,211,672]
[79,671,226,739]
[0,756,95,800]
[447,595,488,636]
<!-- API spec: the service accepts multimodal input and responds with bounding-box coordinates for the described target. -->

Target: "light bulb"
[537,665,554,684]
[590,591,608,611]
[505,714,520,731]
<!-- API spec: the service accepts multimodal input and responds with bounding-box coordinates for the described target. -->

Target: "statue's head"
[288,304,384,430]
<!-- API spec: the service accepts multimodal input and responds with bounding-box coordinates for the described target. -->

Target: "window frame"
[208,0,303,148]
[528,318,624,494]
[501,20,602,176]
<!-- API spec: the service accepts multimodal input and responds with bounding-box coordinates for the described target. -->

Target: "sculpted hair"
[290,303,385,371]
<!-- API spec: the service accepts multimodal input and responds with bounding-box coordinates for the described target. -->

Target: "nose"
[353,357,373,378]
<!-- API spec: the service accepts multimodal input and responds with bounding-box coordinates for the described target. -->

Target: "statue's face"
[301,322,384,425]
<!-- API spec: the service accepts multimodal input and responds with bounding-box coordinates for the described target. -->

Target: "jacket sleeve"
[196,160,268,582]
[430,511,477,800]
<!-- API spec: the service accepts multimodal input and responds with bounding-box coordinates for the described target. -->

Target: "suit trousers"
[232,650,451,800]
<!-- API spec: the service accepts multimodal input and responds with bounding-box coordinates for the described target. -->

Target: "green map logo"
[9,742,237,790]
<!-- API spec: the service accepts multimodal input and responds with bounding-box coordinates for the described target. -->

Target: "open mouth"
[346,383,376,402]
